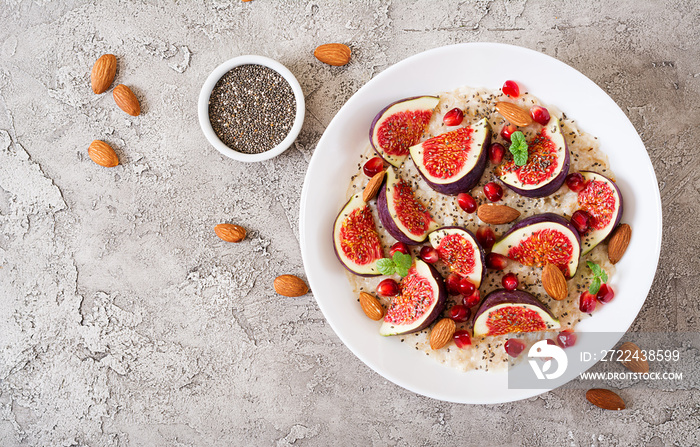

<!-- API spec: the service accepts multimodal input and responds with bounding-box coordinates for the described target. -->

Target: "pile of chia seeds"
[208,64,296,154]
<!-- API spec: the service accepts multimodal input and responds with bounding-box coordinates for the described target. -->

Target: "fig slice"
[377,168,438,244]
[369,96,440,167]
[473,289,560,337]
[577,171,623,255]
[492,213,581,278]
[379,258,447,336]
[428,226,485,287]
[332,193,384,276]
[409,118,491,195]
[495,116,570,197]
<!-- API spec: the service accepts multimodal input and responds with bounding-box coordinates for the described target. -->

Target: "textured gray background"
[0,1,698,446]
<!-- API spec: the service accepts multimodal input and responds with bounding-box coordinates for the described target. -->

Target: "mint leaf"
[600,269,608,283]
[589,277,602,295]
[509,131,529,166]
[377,258,395,276]
[586,261,601,276]
[586,261,608,294]
[393,252,413,277]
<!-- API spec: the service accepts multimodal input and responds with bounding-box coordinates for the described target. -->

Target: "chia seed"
[208,64,296,154]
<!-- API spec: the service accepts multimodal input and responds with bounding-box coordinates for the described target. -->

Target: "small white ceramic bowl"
[198,55,305,162]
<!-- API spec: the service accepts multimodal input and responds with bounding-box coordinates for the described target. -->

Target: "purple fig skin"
[501,124,570,198]
[331,196,383,277]
[369,95,438,165]
[500,213,581,246]
[473,288,557,326]
[429,226,486,286]
[416,132,491,196]
[580,170,624,232]
[377,181,427,245]
[391,260,447,335]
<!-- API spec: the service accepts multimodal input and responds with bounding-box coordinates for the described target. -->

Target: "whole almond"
[314,43,351,66]
[91,54,117,94]
[88,140,119,167]
[542,263,568,300]
[430,318,456,350]
[586,389,626,410]
[608,224,631,264]
[113,84,141,116]
[359,292,384,321]
[495,101,533,127]
[363,170,386,202]
[274,274,309,297]
[477,204,520,225]
[214,223,246,242]
[619,342,649,373]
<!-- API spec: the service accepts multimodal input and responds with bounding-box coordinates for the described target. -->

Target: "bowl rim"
[197,55,305,163]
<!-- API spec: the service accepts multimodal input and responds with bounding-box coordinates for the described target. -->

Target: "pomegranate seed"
[463,290,481,308]
[377,278,399,297]
[453,330,472,349]
[389,242,409,257]
[571,210,591,234]
[458,277,476,296]
[449,304,470,322]
[486,253,508,270]
[457,192,477,214]
[489,143,505,165]
[579,291,597,313]
[443,108,464,126]
[565,173,586,192]
[500,124,517,141]
[363,156,384,177]
[596,284,615,303]
[505,339,526,357]
[476,226,496,251]
[445,273,462,295]
[556,330,577,348]
[502,80,520,98]
[530,105,551,125]
[483,182,503,202]
[502,273,518,291]
[420,246,439,264]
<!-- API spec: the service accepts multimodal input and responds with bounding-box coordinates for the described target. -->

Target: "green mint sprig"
[377,252,413,277]
[587,261,609,294]
[509,131,529,166]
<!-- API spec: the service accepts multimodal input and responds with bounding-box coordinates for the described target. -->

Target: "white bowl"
[198,55,305,162]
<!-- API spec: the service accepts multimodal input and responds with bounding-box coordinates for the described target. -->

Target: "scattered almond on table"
[214,224,246,243]
[113,84,141,116]
[586,388,626,410]
[314,43,351,66]
[619,341,649,373]
[91,54,117,94]
[88,140,119,167]
[274,275,309,297]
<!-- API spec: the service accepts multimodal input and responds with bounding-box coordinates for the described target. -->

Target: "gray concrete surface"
[0,1,698,445]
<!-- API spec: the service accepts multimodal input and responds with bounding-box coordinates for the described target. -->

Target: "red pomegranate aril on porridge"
[571,210,592,234]
[483,182,504,202]
[363,156,384,177]
[449,304,471,322]
[565,173,586,192]
[445,273,462,295]
[458,277,476,296]
[530,105,551,125]
[596,284,615,303]
[505,338,526,357]
[579,290,597,313]
[476,226,496,251]
[486,253,508,270]
[502,273,518,291]
[443,108,464,126]
[377,278,400,297]
[389,242,409,256]
[463,290,480,308]
[502,80,520,98]
[420,246,439,264]
[556,330,577,348]
[453,330,472,349]
[457,192,478,213]
[500,124,517,141]
[489,142,506,165]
